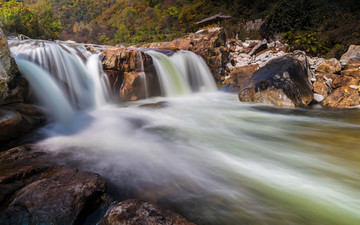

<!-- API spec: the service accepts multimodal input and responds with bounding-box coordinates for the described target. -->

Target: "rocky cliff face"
[0,28,28,105]
[101,47,160,101]
[142,27,229,84]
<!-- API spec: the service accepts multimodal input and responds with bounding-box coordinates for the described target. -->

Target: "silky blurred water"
[33,92,360,225]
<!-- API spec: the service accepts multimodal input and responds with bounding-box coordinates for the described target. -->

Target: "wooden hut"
[196,13,231,29]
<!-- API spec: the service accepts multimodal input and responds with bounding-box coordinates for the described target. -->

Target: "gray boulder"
[340,45,360,64]
[0,28,28,105]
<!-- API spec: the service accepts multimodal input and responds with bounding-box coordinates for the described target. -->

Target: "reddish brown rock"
[100,199,195,225]
[101,47,160,100]
[315,58,341,74]
[331,76,358,89]
[313,81,329,98]
[229,65,258,92]
[341,62,360,78]
[120,72,148,101]
[322,87,360,108]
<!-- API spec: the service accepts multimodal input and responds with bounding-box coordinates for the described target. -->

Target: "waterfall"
[171,50,217,92]
[16,59,75,126]
[146,50,216,97]
[10,40,110,109]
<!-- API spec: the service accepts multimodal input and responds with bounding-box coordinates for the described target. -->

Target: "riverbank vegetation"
[0,0,359,58]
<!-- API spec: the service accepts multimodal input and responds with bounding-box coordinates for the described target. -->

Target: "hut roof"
[196,13,232,25]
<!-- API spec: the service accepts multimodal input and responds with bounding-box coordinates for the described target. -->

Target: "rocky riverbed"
[2,25,360,224]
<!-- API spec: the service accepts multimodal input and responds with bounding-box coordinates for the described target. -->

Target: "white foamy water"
[34,92,360,225]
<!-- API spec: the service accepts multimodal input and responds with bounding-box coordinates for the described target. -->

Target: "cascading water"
[9,40,110,125]
[7,40,360,225]
[145,50,216,97]
[171,50,217,92]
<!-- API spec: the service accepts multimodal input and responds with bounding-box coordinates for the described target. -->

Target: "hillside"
[1,0,359,57]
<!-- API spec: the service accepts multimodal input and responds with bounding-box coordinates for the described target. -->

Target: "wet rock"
[315,58,341,74]
[229,65,258,92]
[0,145,106,225]
[0,103,45,143]
[340,45,360,63]
[238,51,313,108]
[100,199,195,225]
[0,28,28,105]
[140,101,168,109]
[101,47,160,100]
[120,72,148,101]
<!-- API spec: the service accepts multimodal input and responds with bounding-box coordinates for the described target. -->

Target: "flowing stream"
[10,41,360,225]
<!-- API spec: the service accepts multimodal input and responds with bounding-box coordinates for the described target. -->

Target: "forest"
[0,0,359,57]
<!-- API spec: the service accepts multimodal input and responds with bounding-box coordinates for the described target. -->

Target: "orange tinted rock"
[313,81,329,97]
[315,58,341,74]
[101,47,160,101]
[322,87,360,108]
[229,65,258,92]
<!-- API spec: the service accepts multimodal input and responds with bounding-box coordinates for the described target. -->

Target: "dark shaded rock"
[229,64,258,92]
[0,28,29,105]
[238,51,313,108]
[0,103,45,143]
[100,199,195,225]
[248,39,268,56]
[0,145,107,225]
[140,101,168,109]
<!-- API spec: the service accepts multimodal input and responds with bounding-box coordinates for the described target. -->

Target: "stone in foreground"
[0,145,106,225]
[100,199,196,225]
[238,51,313,107]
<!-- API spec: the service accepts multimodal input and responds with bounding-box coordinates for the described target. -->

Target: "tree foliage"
[0,0,62,39]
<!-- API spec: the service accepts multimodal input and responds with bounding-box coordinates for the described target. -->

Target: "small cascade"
[171,50,217,92]
[136,51,149,98]
[86,54,111,107]
[145,50,216,97]
[10,40,110,109]
[146,50,191,97]
[16,59,75,125]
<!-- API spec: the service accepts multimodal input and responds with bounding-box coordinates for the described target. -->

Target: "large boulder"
[238,51,314,107]
[0,145,106,225]
[142,27,229,84]
[100,199,195,225]
[0,28,28,105]
[101,47,160,101]
[340,45,360,64]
